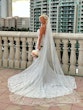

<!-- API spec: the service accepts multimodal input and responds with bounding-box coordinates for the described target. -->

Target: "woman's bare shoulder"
[40,25,46,35]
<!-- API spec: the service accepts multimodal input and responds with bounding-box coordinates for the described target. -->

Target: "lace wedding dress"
[8,19,80,106]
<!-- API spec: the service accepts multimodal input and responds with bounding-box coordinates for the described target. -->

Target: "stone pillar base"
[62,64,69,75]
[27,62,32,67]
[15,61,20,68]
[69,65,76,75]
[21,61,27,69]
[9,60,14,68]
[78,66,83,76]
[3,60,8,67]
[0,60,2,67]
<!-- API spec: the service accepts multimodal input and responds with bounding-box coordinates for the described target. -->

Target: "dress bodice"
[36,29,45,49]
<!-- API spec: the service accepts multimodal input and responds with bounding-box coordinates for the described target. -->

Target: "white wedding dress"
[8,19,80,106]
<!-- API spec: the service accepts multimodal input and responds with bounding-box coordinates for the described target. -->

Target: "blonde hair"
[39,14,48,21]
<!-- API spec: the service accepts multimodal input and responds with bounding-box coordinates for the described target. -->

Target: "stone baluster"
[33,37,37,49]
[54,38,61,61]
[0,37,2,67]
[8,37,14,68]
[62,39,69,74]
[14,37,20,68]
[21,37,27,69]
[78,40,83,75]
[27,38,33,67]
[69,40,76,75]
[3,37,8,67]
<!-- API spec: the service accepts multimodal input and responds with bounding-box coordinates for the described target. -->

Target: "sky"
[12,0,30,17]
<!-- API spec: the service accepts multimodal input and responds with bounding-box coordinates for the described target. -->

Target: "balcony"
[42,1,47,4]
[0,31,82,75]
[0,31,83,110]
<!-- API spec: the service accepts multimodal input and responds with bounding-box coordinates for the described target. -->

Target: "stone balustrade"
[0,31,83,76]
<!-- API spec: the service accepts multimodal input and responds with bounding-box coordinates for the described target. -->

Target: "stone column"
[78,40,83,75]
[55,39,61,61]
[62,39,69,74]
[9,37,14,68]
[21,37,27,69]
[69,40,76,75]
[14,37,20,68]
[0,37,2,67]
[27,38,33,67]
[3,37,8,67]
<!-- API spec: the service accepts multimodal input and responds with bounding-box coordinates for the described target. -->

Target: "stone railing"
[0,31,83,76]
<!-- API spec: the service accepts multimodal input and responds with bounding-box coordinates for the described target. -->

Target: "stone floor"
[0,68,83,110]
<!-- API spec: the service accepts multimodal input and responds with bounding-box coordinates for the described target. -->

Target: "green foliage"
[1,26,29,31]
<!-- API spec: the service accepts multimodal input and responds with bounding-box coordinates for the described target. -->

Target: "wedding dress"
[8,19,80,106]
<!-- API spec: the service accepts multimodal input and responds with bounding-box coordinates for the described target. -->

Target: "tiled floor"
[0,68,83,110]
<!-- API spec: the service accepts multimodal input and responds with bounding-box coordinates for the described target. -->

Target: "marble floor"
[0,68,83,110]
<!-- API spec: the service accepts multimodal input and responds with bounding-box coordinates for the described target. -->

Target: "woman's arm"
[37,26,46,50]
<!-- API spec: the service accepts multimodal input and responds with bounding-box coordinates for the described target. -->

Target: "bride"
[8,14,80,106]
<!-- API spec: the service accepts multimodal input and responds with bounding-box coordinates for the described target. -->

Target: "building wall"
[57,0,79,33]
[7,0,12,17]
[48,0,60,32]
[0,17,30,31]
[16,17,30,29]
[30,0,59,32]
[30,0,34,32]
[0,0,1,18]
[78,0,83,33]
[0,0,12,18]
[30,0,83,33]
[1,0,7,18]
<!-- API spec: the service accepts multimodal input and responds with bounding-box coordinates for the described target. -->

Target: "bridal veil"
[8,15,80,106]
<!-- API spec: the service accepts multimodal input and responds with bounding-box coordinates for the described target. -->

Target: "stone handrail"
[0,31,83,76]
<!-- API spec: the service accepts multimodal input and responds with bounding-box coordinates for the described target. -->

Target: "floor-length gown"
[8,19,80,106]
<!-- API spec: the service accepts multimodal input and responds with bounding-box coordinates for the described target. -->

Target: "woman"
[8,14,80,106]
